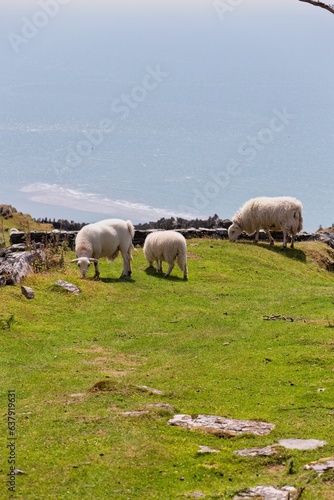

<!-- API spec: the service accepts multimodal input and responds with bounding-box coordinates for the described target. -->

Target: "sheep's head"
[228,223,242,242]
[70,257,98,278]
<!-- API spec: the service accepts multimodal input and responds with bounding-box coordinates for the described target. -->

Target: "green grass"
[1,239,334,499]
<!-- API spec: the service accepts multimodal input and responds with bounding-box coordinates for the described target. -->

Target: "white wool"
[72,218,134,278]
[143,230,188,279]
[228,196,303,248]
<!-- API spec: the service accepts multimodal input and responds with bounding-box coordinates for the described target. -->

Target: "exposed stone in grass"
[233,485,298,499]
[304,457,334,475]
[168,414,275,437]
[185,492,206,498]
[0,248,45,285]
[234,446,277,457]
[146,403,175,414]
[137,385,164,395]
[53,280,80,295]
[121,410,150,417]
[21,285,34,299]
[198,445,220,454]
[278,438,327,450]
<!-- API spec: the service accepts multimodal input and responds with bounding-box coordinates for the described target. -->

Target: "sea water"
[1,0,333,231]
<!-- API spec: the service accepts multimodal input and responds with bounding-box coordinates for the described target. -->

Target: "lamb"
[143,230,188,279]
[228,196,303,248]
[71,218,134,278]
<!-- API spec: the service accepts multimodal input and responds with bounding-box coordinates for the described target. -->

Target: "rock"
[121,410,149,417]
[304,457,334,475]
[233,446,277,457]
[278,438,327,450]
[0,249,45,285]
[21,285,35,299]
[198,445,220,454]
[137,385,164,395]
[233,485,298,500]
[53,280,80,295]
[168,414,275,437]
[146,403,175,413]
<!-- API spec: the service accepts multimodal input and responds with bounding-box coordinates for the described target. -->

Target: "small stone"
[198,445,220,454]
[54,280,80,294]
[234,446,277,457]
[21,285,35,299]
[233,485,298,499]
[137,385,164,395]
[278,438,327,450]
[121,410,149,417]
[304,457,334,475]
[146,403,175,413]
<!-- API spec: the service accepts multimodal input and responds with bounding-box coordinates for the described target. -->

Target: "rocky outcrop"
[0,246,45,286]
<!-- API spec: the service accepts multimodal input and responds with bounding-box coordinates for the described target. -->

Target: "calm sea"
[1,0,334,231]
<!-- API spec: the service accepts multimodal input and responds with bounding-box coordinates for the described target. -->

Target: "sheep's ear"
[89,258,99,263]
[70,258,80,263]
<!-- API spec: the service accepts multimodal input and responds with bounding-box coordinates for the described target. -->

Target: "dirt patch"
[89,379,139,396]
[187,252,201,260]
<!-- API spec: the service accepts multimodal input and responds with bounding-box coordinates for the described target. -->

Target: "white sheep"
[228,196,303,248]
[71,218,134,278]
[143,230,188,279]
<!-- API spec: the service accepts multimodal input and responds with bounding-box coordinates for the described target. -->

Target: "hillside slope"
[1,239,334,499]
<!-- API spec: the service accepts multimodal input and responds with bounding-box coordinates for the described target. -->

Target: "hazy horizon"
[1,0,333,231]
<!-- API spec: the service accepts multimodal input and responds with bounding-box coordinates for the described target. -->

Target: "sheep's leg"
[282,230,288,249]
[253,231,260,243]
[156,260,163,273]
[164,261,175,278]
[290,228,296,248]
[120,253,130,278]
[93,261,100,279]
[264,230,275,246]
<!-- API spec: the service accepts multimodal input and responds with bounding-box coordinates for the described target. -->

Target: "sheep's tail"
[126,220,135,239]
[296,209,303,233]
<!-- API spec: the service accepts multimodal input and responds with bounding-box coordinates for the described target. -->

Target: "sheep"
[228,196,303,248]
[143,230,188,279]
[71,218,134,278]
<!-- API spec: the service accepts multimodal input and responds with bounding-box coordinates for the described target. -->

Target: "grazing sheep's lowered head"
[228,223,243,242]
[70,257,98,278]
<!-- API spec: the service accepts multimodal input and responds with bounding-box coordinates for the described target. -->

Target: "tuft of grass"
[1,239,334,498]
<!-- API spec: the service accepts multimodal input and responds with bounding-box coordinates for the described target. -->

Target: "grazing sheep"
[143,230,188,279]
[71,218,134,278]
[228,196,303,248]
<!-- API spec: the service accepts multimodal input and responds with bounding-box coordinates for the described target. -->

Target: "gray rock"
[0,249,45,285]
[21,285,35,299]
[304,457,334,475]
[278,438,327,450]
[54,280,80,295]
[121,410,149,417]
[146,403,175,413]
[137,385,164,395]
[198,445,220,454]
[234,446,277,457]
[168,414,275,437]
[233,485,298,500]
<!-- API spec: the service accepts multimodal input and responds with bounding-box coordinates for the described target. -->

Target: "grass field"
[1,238,334,499]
